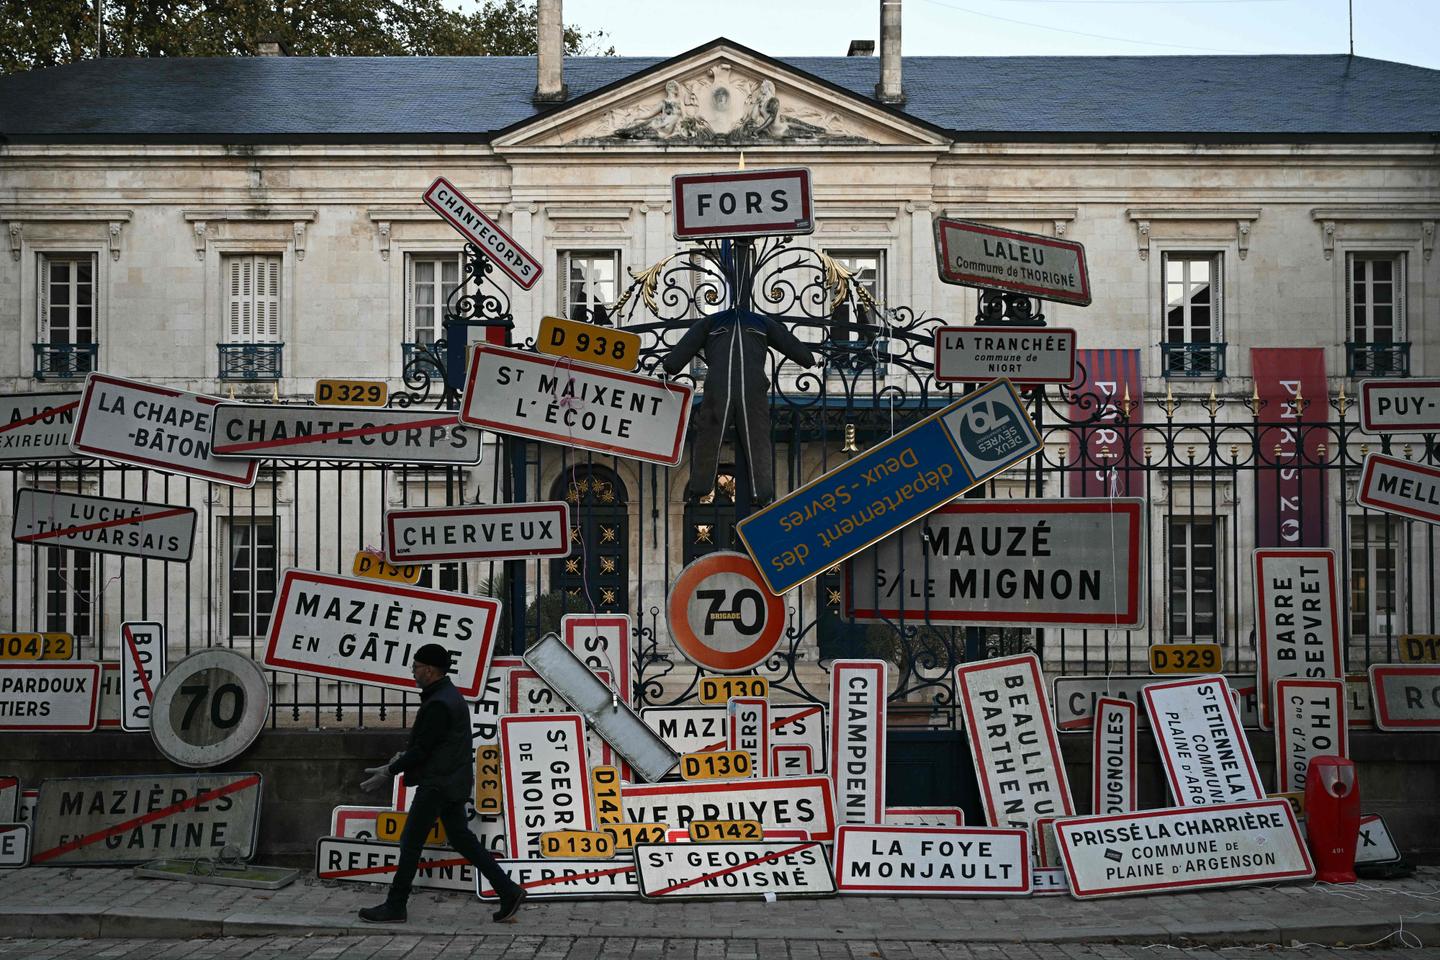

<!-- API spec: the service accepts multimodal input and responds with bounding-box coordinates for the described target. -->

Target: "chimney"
[534,0,567,104]
[876,0,903,104]
[257,39,284,56]
[847,40,875,57]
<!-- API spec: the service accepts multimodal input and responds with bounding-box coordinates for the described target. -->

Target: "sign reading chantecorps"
[210,404,483,465]
[1254,549,1344,728]
[0,392,80,463]
[1143,676,1263,807]
[933,219,1092,306]
[423,176,541,289]
[384,502,570,563]
[12,489,197,564]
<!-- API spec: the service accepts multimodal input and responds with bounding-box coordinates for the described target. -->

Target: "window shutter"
[227,256,250,342]
[256,256,281,343]
[37,254,50,342]
[403,255,415,341]
[559,252,573,317]
[1211,254,1224,340]
[1395,254,1407,339]
[1344,253,1356,340]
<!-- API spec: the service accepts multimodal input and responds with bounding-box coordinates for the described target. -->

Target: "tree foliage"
[0,0,613,74]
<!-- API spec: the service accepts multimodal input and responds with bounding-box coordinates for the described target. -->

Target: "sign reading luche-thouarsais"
[1143,676,1263,807]
[1254,549,1344,729]
[210,405,483,464]
[13,489,196,563]
[0,392,80,463]
[933,219,1091,306]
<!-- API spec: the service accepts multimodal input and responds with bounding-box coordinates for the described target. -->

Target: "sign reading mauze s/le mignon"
[423,176,541,290]
[673,168,813,240]
[933,219,1091,306]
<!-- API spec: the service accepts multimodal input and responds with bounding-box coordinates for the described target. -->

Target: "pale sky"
[539,0,1440,69]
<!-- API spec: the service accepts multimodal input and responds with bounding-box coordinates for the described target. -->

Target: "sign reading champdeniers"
[1254,549,1344,729]
[12,489,197,564]
[70,374,257,487]
[933,219,1092,306]
[829,660,886,826]
[262,569,500,697]
[0,391,80,462]
[933,327,1077,385]
[210,405,483,464]
[738,379,1042,596]
[384,502,570,563]
[1144,676,1263,807]
[672,167,814,240]
[844,499,1145,629]
[423,176,541,289]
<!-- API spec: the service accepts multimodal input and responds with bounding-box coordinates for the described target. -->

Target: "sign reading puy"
[13,489,197,563]
[1360,378,1440,433]
[1143,676,1263,807]
[210,404,483,465]
[384,502,570,563]
[423,176,541,289]
[933,219,1092,306]
[0,391,80,463]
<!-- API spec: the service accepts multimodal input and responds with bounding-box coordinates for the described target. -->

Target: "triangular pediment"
[494,40,948,149]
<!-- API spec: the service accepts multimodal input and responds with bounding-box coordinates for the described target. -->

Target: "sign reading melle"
[933,219,1092,306]
[1254,549,1344,728]
[1356,453,1440,527]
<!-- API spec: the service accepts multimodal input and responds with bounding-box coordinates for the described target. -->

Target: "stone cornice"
[1,206,133,261]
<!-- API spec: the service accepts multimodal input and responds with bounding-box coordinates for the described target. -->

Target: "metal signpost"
[1053,673,1260,733]
[1368,664,1440,730]
[727,697,770,779]
[1253,549,1344,729]
[635,840,835,900]
[210,404,483,465]
[0,662,100,731]
[119,621,165,733]
[620,776,838,841]
[933,326,1077,385]
[843,499,1146,628]
[1359,378,1440,432]
[0,391,80,462]
[476,858,639,900]
[383,502,570,563]
[1143,676,1263,806]
[829,660,886,826]
[738,379,1042,596]
[832,825,1030,896]
[1356,453,1440,526]
[1274,678,1347,794]
[317,837,475,893]
[499,713,595,856]
[1092,697,1137,815]
[148,649,270,768]
[666,551,786,674]
[933,219,1092,307]
[12,488,197,564]
[672,168,814,240]
[562,614,633,708]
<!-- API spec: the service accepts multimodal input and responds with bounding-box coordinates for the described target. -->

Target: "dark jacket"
[387,676,473,801]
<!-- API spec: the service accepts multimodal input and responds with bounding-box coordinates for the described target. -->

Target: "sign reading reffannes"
[0,392,80,463]
[13,489,197,563]
[210,405,483,465]
[461,344,692,466]
[933,219,1091,306]
[933,327,1077,385]
[1254,549,1344,729]
[672,168,813,240]
[844,498,1145,628]
[384,502,570,563]
[423,177,541,289]
[738,379,1041,596]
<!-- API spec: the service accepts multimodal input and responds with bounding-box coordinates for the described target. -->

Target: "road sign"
[0,662,99,731]
[954,654,1072,830]
[119,621,165,733]
[1032,866,1069,896]
[829,660,886,826]
[563,613,633,707]
[0,777,16,821]
[933,219,1092,306]
[643,703,827,773]
[672,167,814,240]
[1356,453,1440,526]
[0,391,80,463]
[475,745,502,815]
[1149,642,1222,674]
[1053,673,1260,733]
[538,316,642,372]
[211,404,483,464]
[700,675,767,704]
[884,807,965,827]
[500,713,594,856]
[460,343,692,465]
[592,765,621,825]
[1144,676,1263,806]
[1254,548,1344,729]
[331,805,389,840]
[772,744,813,777]
[0,823,28,868]
[1055,799,1312,898]
[315,379,387,407]
[844,498,1144,628]
[728,697,770,779]
[0,636,40,660]
[317,836,474,892]
[70,374,257,487]
[351,551,422,585]
[384,501,569,563]
[688,820,762,842]
[667,551,785,674]
[376,810,445,845]
[476,858,639,900]
[833,825,1030,896]
[471,655,521,745]
[508,666,616,769]
[423,176,541,289]
[933,326,1077,385]
[604,822,667,851]
[31,772,262,865]
[635,840,834,900]
[680,750,752,781]
[1400,635,1440,663]
[621,776,838,841]
[1359,378,1440,433]
[738,379,1042,596]
[1092,697,1136,815]
[1274,678,1346,794]
[1356,814,1401,866]
[149,648,270,768]
[1369,664,1440,730]
[262,569,500,696]
[13,488,197,563]
[1345,672,1374,729]
[539,829,614,860]
[96,661,120,728]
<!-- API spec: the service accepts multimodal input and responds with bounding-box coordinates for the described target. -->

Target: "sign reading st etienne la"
[0,662,100,731]
[1092,697,1137,815]
[829,660,886,826]
[1368,664,1440,730]
[13,489,197,564]
[738,379,1041,596]
[1054,799,1313,898]
[1053,674,1260,733]
[933,327,1077,385]
[119,621,165,733]
[844,499,1145,629]
[1360,378,1440,433]
[149,649,271,768]
[933,219,1092,307]
[833,825,1030,896]
[499,713,595,857]
[461,344,692,466]
[635,840,835,900]
[1273,678,1347,794]
[477,858,640,900]
[384,502,570,563]
[1357,453,1440,526]
[262,569,500,697]
[0,391,80,463]
[70,374,257,487]
[423,176,541,289]
[953,654,1073,830]
[672,167,813,240]
[210,405,483,465]
[1253,549,1344,729]
[1143,676,1264,806]
[621,776,838,841]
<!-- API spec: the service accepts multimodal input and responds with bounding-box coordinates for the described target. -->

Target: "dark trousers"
[388,785,515,905]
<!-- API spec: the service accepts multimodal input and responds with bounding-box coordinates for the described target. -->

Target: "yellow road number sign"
[351,551,422,585]
[688,819,762,842]
[592,765,622,825]
[1268,791,1306,819]
[602,822,667,850]
[698,675,769,705]
[537,316,640,372]
[0,633,72,660]
[1399,635,1440,663]
[315,379,388,407]
[679,749,752,782]
[475,745,503,815]
[375,811,445,845]
[1148,642,1223,674]
[539,829,614,859]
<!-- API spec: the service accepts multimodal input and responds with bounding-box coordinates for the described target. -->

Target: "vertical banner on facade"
[829,660,887,826]
[1068,349,1145,498]
[1252,348,1329,547]
[1091,697,1136,815]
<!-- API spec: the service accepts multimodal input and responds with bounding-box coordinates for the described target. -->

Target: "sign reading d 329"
[737,379,1041,595]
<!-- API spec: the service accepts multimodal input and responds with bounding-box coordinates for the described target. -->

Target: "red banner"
[1252,348,1329,547]
[1069,349,1145,498]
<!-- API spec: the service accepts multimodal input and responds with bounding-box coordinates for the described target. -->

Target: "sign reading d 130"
[738,379,1041,596]
[933,219,1091,306]
[211,405,483,465]
[13,489,197,563]
[423,176,541,289]
[262,569,500,697]
[672,167,813,240]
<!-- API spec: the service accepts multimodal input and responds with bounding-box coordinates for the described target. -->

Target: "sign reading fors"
[673,168,813,240]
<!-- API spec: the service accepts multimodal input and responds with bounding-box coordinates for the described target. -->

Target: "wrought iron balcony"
[218,343,283,381]
[1160,341,1227,380]
[33,342,98,380]
[1347,341,1410,378]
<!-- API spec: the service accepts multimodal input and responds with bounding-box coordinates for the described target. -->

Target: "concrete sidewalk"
[1,866,1438,947]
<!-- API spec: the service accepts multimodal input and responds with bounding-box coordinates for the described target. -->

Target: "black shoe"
[492,885,527,923]
[358,901,407,924]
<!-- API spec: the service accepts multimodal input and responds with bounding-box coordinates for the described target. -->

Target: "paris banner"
[1252,347,1328,547]
[1069,349,1146,498]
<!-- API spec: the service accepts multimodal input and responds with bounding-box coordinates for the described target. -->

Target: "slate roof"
[3,38,1438,143]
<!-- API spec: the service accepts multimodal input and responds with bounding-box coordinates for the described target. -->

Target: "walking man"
[357,643,527,923]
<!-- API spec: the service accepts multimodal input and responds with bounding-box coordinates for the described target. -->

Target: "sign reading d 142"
[673,168,813,240]
[933,219,1091,307]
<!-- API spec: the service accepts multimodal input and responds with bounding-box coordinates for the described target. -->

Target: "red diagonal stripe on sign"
[31,774,260,863]
[215,415,459,454]
[0,400,79,436]
[121,624,155,704]
[699,705,821,753]
[646,842,816,897]
[15,507,191,544]
[321,853,470,879]
[1059,717,1093,730]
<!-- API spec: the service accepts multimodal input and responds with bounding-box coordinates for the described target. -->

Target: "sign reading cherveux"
[933,219,1091,306]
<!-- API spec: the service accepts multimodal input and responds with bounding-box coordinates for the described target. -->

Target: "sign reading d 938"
[738,379,1041,596]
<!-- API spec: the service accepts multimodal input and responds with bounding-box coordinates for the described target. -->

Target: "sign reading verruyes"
[477,858,639,900]
[0,392,80,463]
[1143,676,1263,807]
[210,405,483,465]
[384,502,569,563]
[13,489,197,563]
[833,825,1029,896]
[1274,678,1346,793]
[423,176,541,289]
[829,660,886,826]
[933,219,1092,306]
[1254,549,1344,728]
[621,776,838,841]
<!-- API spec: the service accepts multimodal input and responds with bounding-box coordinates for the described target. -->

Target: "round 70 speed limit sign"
[149,648,270,768]
[667,551,786,674]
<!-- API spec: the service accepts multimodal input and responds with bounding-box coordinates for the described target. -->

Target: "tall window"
[561,251,619,321]
[1349,516,1398,639]
[1347,254,1406,344]
[42,549,94,643]
[223,255,281,344]
[407,254,463,346]
[38,254,96,347]
[228,519,279,638]
[1168,518,1221,640]
[1162,253,1223,376]
[416,563,462,593]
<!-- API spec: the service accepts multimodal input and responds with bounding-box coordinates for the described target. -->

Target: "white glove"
[359,754,400,794]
